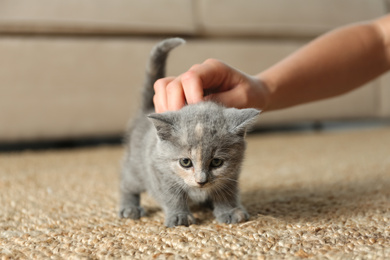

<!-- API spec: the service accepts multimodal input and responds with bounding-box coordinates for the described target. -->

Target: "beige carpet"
[1,127,390,259]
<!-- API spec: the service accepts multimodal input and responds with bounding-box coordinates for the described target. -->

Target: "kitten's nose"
[196,180,208,186]
[195,172,208,186]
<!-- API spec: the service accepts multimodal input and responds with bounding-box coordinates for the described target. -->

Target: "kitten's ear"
[147,112,177,140]
[224,108,261,137]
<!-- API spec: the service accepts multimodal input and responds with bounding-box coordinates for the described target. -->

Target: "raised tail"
[142,37,185,112]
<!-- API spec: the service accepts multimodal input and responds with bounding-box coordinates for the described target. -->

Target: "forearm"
[259,15,390,111]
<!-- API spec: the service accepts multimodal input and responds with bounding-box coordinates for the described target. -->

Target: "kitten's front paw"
[119,206,145,219]
[216,207,249,224]
[165,213,196,227]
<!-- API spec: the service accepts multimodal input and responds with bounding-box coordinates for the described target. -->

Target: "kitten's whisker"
[217,177,239,183]
[214,181,237,206]
[211,182,232,204]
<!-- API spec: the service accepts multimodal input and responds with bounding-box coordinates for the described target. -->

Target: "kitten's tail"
[142,37,186,112]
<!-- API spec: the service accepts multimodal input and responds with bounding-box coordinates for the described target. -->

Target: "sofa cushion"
[0,0,196,35]
[379,73,390,117]
[198,0,386,37]
[0,37,157,142]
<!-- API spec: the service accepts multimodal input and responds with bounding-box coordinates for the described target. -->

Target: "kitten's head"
[148,102,260,191]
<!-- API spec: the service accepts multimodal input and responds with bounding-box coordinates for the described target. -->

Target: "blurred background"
[1,0,389,151]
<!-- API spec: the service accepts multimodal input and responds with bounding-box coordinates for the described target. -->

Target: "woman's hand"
[153,58,269,113]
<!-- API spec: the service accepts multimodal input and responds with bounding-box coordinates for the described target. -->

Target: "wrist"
[250,75,272,112]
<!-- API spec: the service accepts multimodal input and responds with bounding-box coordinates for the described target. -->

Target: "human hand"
[153,59,269,113]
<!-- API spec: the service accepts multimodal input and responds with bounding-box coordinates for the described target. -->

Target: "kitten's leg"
[164,205,196,227]
[119,167,145,219]
[160,195,196,227]
[213,203,249,224]
[119,191,145,219]
[212,184,249,224]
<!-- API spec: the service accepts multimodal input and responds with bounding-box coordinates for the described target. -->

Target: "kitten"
[119,38,260,227]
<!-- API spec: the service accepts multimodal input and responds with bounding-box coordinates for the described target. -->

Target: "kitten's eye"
[210,158,223,168]
[179,158,193,168]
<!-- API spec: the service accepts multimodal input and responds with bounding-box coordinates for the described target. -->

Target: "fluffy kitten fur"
[119,38,260,227]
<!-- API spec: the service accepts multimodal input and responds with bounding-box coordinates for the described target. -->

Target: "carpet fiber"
[1,127,390,259]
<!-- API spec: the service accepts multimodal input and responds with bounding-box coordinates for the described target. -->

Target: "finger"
[153,77,175,113]
[181,59,235,104]
[200,58,236,91]
[153,95,163,113]
[166,79,186,111]
[180,70,204,105]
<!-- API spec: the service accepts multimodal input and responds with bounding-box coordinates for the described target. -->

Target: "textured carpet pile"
[1,127,390,259]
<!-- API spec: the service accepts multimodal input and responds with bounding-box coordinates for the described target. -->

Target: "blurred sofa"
[0,0,389,142]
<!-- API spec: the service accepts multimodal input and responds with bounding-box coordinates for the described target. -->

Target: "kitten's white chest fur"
[188,188,209,202]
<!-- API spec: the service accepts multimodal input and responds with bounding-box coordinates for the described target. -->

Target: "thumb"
[204,87,245,109]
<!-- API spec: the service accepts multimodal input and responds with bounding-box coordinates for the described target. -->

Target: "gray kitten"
[119,38,260,227]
